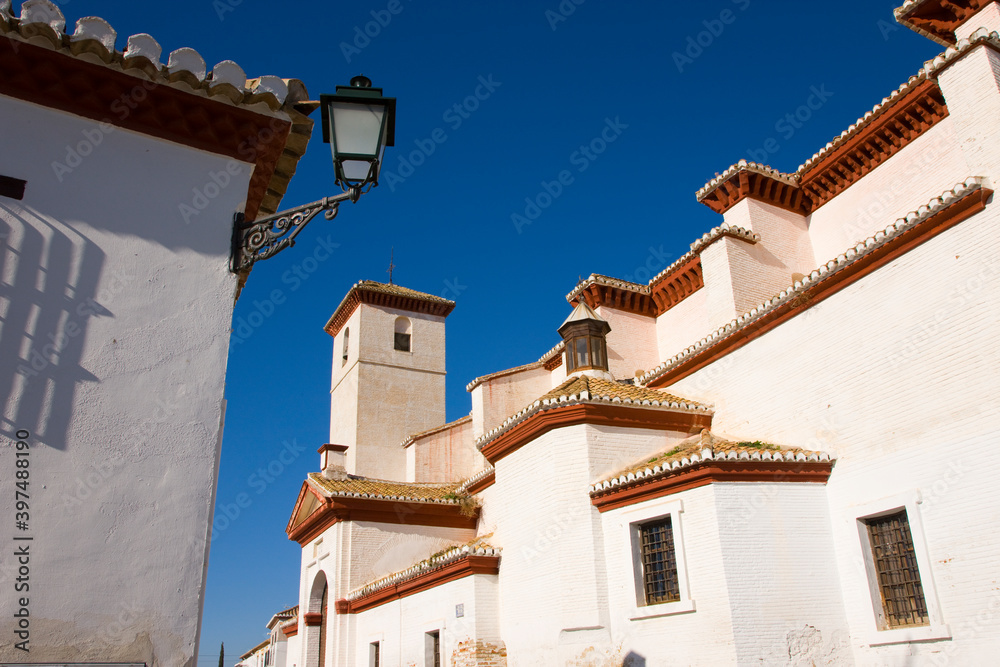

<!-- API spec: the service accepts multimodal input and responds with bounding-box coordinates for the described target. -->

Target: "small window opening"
[639,516,680,605]
[424,630,441,667]
[864,510,929,628]
[342,328,350,366]
[369,641,381,667]
[394,316,411,352]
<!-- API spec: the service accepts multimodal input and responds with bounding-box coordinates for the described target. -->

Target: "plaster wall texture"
[954,1,1000,40]
[600,485,738,666]
[487,423,692,665]
[548,352,568,387]
[723,197,816,299]
[0,96,248,665]
[594,305,658,380]
[666,199,1000,663]
[806,118,969,264]
[349,574,500,667]
[331,303,447,479]
[937,46,1000,188]
[410,417,482,482]
[653,286,711,362]
[470,365,551,440]
[713,482,852,665]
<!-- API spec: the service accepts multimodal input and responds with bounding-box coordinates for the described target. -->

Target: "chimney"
[318,444,349,480]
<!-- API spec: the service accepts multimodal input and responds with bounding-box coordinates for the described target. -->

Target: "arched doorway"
[305,571,329,667]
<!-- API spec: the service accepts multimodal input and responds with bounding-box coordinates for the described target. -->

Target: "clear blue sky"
[61,0,941,662]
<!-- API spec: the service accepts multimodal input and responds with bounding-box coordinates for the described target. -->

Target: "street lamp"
[230,75,396,273]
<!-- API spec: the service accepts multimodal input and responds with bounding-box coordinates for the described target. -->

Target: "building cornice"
[324,281,456,337]
[286,483,478,546]
[479,402,712,465]
[591,459,834,512]
[641,179,991,388]
[457,467,496,494]
[0,7,312,225]
[895,0,992,45]
[336,554,500,614]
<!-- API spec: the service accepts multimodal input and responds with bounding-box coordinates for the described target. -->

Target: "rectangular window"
[0,174,26,200]
[639,516,680,605]
[424,630,441,667]
[369,641,380,667]
[394,332,411,352]
[864,510,929,628]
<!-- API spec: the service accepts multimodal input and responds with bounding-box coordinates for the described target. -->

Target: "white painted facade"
[276,3,1000,666]
[0,2,310,664]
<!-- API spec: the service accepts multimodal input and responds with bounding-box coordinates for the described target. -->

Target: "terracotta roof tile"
[638,179,986,386]
[347,534,499,601]
[307,473,464,503]
[401,415,472,447]
[590,429,834,494]
[477,375,712,449]
[324,280,456,336]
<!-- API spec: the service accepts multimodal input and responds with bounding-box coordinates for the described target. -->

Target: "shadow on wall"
[0,204,104,451]
[624,651,646,666]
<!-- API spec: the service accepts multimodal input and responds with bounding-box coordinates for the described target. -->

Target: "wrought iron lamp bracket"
[230,187,360,273]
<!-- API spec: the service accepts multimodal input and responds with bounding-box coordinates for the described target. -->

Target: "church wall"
[714,482,852,665]
[599,485,738,666]
[0,94,248,664]
[488,423,692,665]
[410,417,482,483]
[666,197,1000,664]
[653,287,711,362]
[469,366,551,439]
[349,573,499,667]
[593,306,658,380]
[806,118,970,266]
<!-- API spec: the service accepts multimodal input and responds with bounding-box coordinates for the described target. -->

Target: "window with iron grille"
[639,516,680,605]
[424,630,441,667]
[864,510,929,628]
[369,641,380,667]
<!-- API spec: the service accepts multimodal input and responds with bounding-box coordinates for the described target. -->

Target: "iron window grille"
[864,510,929,628]
[639,516,681,604]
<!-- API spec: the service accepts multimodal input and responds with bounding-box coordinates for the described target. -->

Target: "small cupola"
[558,301,612,377]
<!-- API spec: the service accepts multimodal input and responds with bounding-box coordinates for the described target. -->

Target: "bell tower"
[324,281,455,480]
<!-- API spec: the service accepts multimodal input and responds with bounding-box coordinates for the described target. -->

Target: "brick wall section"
[411,417,483,483]
[667,201,1000,663]
[600,485,739,665]
[654,287,711,362]
[470,366,552,439]
[714,483,852,665]
[954,2,1000,40]
[806,118,969,264]
[594,305,659,380]
[452,639,508,667]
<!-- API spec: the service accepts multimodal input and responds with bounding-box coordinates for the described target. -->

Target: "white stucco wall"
[487,423,694,665]
[470,366,552,440]
[0,95,248,664]
[666,196,1000,663]
[654,287,710,362]
[806,118,970,264]
[594,305,659,381]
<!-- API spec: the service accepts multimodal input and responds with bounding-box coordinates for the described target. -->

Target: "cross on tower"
[387,247,395,285]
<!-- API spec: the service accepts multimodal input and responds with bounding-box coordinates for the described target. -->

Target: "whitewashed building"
[0,0,313,663]
[284,1,1000,665]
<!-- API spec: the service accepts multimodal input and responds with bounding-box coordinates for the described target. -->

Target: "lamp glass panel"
[340,159,373,182]
[591,336,605,368]
[330,102,385,157]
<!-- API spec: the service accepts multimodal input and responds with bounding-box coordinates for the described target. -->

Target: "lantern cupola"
[558,301,612,378]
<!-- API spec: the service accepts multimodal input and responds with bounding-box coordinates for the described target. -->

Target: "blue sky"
[56,0,942,662]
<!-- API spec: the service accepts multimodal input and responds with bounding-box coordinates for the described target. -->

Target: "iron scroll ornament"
[230,187,360,273]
